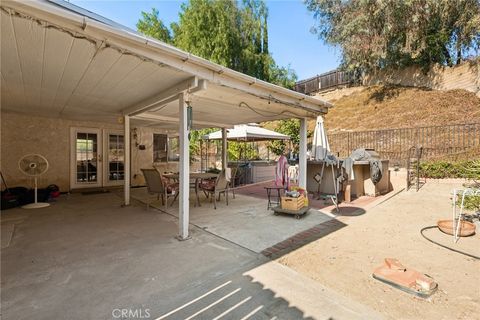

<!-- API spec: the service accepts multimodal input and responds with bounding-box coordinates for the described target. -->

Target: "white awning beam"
[122,77,198,116]
[133,111,230,129]
[222,128,227,170]
[177,92,190,240]
[124,115,131,206]
[148,80,207,113]
[299,118,307,189]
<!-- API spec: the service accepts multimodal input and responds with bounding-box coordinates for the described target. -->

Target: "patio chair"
[141,168,179,210]
[199,169,229,209]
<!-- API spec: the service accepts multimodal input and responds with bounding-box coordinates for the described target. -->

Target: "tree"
[228,141,260,161]
[137,0,298,159]
[172,0,242,69]
[189,128,216,158]
[136,8,173,44]
[136,0,297,85]
[237,0,270,79]
[269,61,297,89]
[267,119,312,156]
[306,0,480,71]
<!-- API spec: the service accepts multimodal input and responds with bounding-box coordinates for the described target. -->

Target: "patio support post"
[221,128,227,170]
[299,117,307,189]
[178,92,190,240]
[124,115,130,206]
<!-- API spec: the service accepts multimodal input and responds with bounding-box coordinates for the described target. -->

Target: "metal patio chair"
[141,168,179,210]
[199,169,229,209]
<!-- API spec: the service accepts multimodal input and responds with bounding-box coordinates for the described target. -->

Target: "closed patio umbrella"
[311,116,339,210]
[312,115,330,160]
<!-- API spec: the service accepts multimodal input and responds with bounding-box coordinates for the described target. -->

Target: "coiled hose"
[420,226,480,260]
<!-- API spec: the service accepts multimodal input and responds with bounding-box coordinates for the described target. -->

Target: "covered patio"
[1,0,331,240]
[129,188,335,253]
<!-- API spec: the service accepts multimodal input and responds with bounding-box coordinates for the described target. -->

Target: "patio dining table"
[163,172,218,207]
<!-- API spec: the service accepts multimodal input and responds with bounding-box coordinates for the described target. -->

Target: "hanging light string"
[238,102,307,118]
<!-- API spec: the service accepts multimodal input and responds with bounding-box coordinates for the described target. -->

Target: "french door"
[70,128,125,189]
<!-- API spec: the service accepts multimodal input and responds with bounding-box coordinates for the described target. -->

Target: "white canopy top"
[202,124,290,142]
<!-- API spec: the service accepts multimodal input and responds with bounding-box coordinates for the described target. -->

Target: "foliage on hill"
[306,0,480,71]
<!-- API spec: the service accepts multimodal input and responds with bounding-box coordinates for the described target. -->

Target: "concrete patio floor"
[129,187,335,253]
[1,192,383,320]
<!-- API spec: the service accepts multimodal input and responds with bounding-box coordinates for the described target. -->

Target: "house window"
[168,137,180,161]
[153,134,179,162]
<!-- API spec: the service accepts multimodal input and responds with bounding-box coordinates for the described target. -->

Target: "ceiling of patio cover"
[1,0,332,130]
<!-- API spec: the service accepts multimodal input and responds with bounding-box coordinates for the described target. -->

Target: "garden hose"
[420,226,480,260]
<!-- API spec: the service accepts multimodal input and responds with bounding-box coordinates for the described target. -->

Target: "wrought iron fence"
[295,69,355,95]
[319,123,480,167]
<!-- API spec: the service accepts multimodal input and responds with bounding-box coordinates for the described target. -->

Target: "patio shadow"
[151,272,316,320]
[260,218,347,260]
[329,206,366,216]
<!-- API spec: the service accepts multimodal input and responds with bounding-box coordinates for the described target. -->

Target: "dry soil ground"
[315,86,480,132]
[278,180,480,320]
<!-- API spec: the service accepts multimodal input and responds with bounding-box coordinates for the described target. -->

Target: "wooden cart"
[271,206,310,219]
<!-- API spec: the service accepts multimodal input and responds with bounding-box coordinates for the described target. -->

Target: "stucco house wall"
[1,112,177,192]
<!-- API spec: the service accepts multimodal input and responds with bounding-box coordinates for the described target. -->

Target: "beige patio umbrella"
[312,115,330,160]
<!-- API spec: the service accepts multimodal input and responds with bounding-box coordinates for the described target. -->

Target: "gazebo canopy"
[202,124,290,142]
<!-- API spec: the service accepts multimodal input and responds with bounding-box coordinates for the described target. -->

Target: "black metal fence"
[295,70,355,95]
[322,123,480,166]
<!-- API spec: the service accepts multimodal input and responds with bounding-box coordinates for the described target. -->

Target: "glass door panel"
[76,132,98,183]
[71,128,102,189]
[71,128,125,189]
[107,133,125,183]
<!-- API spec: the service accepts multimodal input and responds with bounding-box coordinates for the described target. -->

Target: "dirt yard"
[278,180,480,320]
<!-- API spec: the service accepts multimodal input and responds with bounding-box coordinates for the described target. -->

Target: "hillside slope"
[316,86,480,132]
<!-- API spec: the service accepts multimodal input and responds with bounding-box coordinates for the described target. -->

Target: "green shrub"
[460,193,480,212]
[420,160,480,213]
[420,159,480,179]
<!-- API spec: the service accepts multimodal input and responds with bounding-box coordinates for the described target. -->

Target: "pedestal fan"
[18,154,50,209]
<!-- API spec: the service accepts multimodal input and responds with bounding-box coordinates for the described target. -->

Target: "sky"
[69,0,342,80]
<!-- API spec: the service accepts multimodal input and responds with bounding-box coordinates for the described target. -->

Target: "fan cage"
[18,154,49,176]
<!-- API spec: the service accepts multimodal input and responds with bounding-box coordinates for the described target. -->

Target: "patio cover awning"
[1,0,331,129]
[0,0,331,240]
[202,124,290,142]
